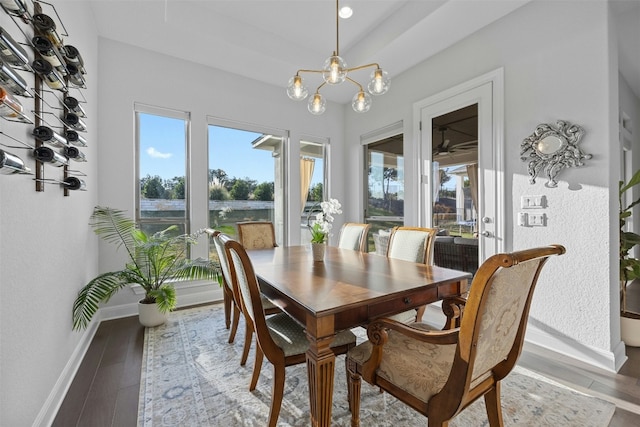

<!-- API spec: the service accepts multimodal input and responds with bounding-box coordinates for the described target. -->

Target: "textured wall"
[0,3,99,426]
[344,0,620,367]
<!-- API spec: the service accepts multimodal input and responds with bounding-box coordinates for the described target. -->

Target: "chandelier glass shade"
[286,0,390,115]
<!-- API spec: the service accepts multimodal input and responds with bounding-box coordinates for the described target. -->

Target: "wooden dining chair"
[209,230,281,366]
[385,226,438,323]
[346,245,566,427]
[223,235,357,427]
[205,229,233,329]
[338,222,371,252]
[237,221,278,249]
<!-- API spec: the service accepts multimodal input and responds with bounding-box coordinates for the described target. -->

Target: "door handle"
[481,231,492,237]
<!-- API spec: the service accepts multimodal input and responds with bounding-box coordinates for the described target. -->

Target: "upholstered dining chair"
[223,235,357,427]
[338,222,371,252]
[237,221,278,249]
[208,230,281,367]
[346,245,566,427]
[386,226,438,323]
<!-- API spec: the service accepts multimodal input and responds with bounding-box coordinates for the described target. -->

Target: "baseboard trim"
[38,286,223,426]
[32,319,100,427]
[422,304,621,372]
[100,288,224,321]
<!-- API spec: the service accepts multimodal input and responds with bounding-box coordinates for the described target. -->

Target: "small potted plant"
[72,206,220,330]
[308,198,342,261]
[620,169,640,346]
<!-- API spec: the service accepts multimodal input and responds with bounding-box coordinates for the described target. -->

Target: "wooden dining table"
[247,245,471,427]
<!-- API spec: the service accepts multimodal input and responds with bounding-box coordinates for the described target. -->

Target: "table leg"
[306,334,336,427]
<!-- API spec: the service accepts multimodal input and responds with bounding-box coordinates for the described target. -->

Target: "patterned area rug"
[138,304,615,426]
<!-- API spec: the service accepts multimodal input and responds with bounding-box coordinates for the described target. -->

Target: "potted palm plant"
[72,206,220,330]
[620,170,640,346]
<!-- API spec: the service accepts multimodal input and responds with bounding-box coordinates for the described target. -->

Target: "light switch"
[528,213,546,226]
[521,195,546,209]
[518,212,528,226]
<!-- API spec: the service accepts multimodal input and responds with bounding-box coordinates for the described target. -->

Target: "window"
[135,104,190,240]
[207,119,287,253]
[300,137,328,245]
[364,134,404,253]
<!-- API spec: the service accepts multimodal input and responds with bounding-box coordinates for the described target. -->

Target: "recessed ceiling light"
[339,5,353,19]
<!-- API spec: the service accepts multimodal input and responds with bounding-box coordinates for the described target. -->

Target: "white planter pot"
[138,301,167,327]
[621,313,640,347]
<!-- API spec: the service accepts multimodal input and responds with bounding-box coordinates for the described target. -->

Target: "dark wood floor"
[53,291,640,427]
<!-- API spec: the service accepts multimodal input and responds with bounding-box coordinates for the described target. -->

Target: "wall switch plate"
[518,212,528,226]
[528,213,546,226]
[521,195,546,209]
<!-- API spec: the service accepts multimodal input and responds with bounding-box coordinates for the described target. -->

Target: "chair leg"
[346,358,351,411]
[241,322,253,366]
[484,382,504,427]
[223,290,232,329]
[249,345,264,391]
[228,304,241,344]
[347,368,362,427]
[267,364,286,427]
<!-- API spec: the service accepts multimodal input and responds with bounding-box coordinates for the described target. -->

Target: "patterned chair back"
[468,257,546,383]
[237,221,277,249]
[212,233,233,293]
[387,226,437,264]
[338,223,371,252]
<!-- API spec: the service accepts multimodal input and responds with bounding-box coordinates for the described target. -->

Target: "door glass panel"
[364,134,404,254]
[431,105,479,277]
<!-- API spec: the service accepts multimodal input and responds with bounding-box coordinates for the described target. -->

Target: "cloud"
[146,147,172,159]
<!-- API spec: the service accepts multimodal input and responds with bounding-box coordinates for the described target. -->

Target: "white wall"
[0,3,99,426]
[344,1,623,370]
[96,38,345,312]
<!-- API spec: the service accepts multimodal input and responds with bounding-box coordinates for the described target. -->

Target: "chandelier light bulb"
[368,68,390,95]
[322,54,347,85]
[352,90,371,113]
[287,75,308,100]
[308,92,326,115]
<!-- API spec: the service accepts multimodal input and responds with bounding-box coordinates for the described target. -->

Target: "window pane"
[138,112,187,220]
[364,135,404,253]
[208,124,285,251]
[300,139,326,245]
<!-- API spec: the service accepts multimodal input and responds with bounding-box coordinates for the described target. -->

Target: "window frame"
[206,116,289,245]
[134,102,191,237]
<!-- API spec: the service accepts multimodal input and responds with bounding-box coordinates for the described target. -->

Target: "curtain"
[467,163,478,213]
[300,157,315,213]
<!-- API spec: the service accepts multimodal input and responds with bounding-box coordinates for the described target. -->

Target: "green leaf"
[73,207,222,329]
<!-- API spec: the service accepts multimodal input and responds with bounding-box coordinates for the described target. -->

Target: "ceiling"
[86,0,640,103]
[86,0,531,103]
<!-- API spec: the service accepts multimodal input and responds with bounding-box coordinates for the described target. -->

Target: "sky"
[138,113,323,185]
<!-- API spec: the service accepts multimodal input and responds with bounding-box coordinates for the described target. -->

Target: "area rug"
[137,304,616,426]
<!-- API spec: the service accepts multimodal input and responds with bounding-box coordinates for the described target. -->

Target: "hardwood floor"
[53,296,640,427]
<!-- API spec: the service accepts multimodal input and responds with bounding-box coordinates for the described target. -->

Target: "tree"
[209,169,228,186]
[141,175,166,199]
[229,179,251,200]
[310,183,323,202]
[168,176,185,199]
[439,169,452,191]
[253,182,274,201]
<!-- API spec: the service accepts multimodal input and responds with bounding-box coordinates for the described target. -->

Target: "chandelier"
[286,0,390,115]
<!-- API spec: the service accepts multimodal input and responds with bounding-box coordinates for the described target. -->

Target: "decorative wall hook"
[520,120,592,188]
